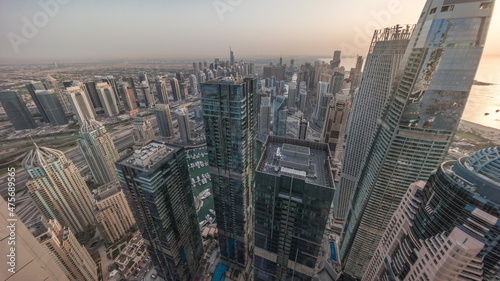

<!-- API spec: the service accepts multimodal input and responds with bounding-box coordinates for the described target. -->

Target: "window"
[480,2,492,9]
[430,8,437,14]
[441,5,454,12]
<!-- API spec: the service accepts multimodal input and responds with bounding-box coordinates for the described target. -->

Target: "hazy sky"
[1,0,499,62]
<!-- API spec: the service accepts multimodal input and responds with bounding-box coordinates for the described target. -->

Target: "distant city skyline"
[1,0,499,62]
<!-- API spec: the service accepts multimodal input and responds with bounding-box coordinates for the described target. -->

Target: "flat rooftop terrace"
[257,136,333,187]
[119,141,174,170]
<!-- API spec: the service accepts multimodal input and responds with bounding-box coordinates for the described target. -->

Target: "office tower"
[116,141,203,281]
[298,82,307,112]
[77,119,120,185]
[263,65,286,80]
[154,104,175,138]
[200,77,256,267]
[329,72,344,95]
[189,74,198,95]
[138,71,148,83]
[363,147,500,281]
[23,145,95,234]
[118,82,137,111]
[335,25,413,223]
[43,75,71,114]
[321,92,350,156]
[287,82,297,109]
[101,75,121,104]
[26,81,49,122]
[315,81,330,121]
[340,1,494,277]
[95,82,119,116]
[279,56,283,66]
[254,136,335,281]
[176,107,191,144]
[139,80,153,106]
[193,62,198,71]
[30,219,97,281]
[84,81,102,110]
[230,47,235,66]
[124,76,139,100]
[350,56,364,93]
[259,96,271,134]
[155,77,169,104]
[36,90,68,126]
[176,72,185,82]
[170,78,181,101]
[180,82,189,99]
[331,50,341,68]
[0,90,37,130]
[132,116,155,149]
[94,181,136,244]
[298,117,308,140]
[273,96,287,136]
[66,86,95,125]
[1,200,69,281]
[249,62,255,74]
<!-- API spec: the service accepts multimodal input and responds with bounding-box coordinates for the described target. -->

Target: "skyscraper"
[176,107,191,144]
[66,86,95,125]
[170,78,181,101]
[259,96,271,134]
[116,141,203,281]
[315,81,330,122]
[95,82,119,116]
[273,96,287,136]
[93,181,136,244]
[200,77,256,267]
[77,119,120,185]
[287,81,297,109]
[329,72,344,95]
[321,91,350,157]
[139,80,154,107]
[132,116,155,149]
[138,71,148,83]
[0,90,37,130]
[118,82,137,111]
[36,90,68,126]
[340,1,494,277]
[30,219,97,281]
[363,147,500,281]
[330,50,341,69]
[26,81,49,123]
[254,136,335,281]
[298,117,308,140]
[43,75,72,114]
[335,25,413,222]
[189,74,198,95]
[101,75,121,105]
[84,81,103,110]
[23,145,95,234]
[155,77,169,104]
[230,47,235,66]
[155,104,175,138]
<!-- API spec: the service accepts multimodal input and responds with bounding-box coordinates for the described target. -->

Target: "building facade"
[0,90,37,130]
[254,136,335,281]
[95,82,119,117]
[36,90,68,126]
[363,147,500,281]
[116,141,203,281]
[23,146,95,235]
[340,1,495,277]
[94,181,136,244]
[200,77,256,267]
[155,104,175,138]
[66,86,95,125]
[77,119,120,185]
[176,107,191,144]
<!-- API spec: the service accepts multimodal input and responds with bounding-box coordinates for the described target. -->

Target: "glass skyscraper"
[116,141,203,281]
[200,77,256,267]
[0,90,37,130]
[334,25,413,221]
[363,147,500,281]
[339,0,495,278]
[253,136,335,281]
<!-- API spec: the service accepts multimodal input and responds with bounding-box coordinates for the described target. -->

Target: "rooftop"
[120,141,173,170]
[257,136,333,187]
[204,76,244,85]
[94,181,121,201]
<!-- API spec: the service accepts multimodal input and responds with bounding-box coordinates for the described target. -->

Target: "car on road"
[151,274,157,279]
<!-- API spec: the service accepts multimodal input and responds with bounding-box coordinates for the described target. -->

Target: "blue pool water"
[329,241,338,262]
[212,262,228,281]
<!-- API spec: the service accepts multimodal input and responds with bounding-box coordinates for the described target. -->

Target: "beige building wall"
[1,200,69,281]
